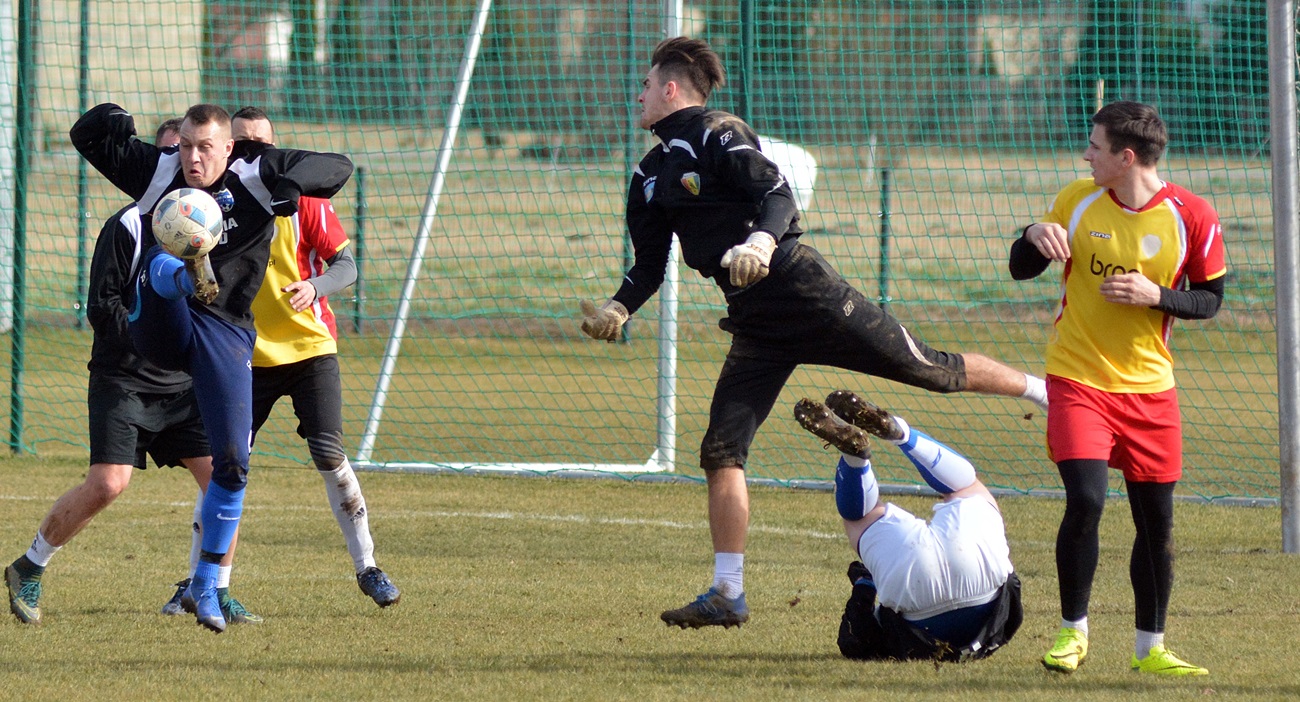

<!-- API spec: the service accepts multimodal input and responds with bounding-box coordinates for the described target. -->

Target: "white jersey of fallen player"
[856,498,1015,620]
[758,134,818,212]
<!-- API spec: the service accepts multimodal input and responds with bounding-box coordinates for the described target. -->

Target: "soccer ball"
[152,188,223,259]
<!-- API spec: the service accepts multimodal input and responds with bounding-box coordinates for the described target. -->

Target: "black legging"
[1055,459,1177,633]
[1127,479,1176,632]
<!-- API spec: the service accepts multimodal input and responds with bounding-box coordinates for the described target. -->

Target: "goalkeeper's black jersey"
[613,106,802,315]
[71,103,354,330]
[86,204,191,393]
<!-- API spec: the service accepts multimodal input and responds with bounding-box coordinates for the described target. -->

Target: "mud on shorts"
[699,243,967,470]
[856,499,1014,619]
[87,374,209,469]
[251,354,344,441]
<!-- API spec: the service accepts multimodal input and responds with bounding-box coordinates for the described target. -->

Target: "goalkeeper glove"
[719,231,777,287]
[580,298,629,342]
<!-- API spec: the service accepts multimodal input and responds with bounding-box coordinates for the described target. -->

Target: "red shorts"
[1046,375,1182,483]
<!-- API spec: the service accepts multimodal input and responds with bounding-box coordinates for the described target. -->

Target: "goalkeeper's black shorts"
[700,243,966,471]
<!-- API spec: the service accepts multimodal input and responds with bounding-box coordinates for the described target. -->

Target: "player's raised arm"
[255,147,354,216]
[70,103,164,201]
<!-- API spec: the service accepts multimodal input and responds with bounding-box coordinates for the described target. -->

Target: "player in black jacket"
[579,37,1047,629]
[793,392,1021,663]
[4,119,258,627]
[69,102,352,633]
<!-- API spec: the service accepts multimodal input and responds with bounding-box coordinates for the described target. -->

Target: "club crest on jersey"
[681,172,701,196]
[643,176,657,202]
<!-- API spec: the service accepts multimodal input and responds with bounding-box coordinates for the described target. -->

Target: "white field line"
[0,493,843,541]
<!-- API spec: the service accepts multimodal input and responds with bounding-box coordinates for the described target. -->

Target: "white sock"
[895,419,977,493]
[712,552,744,598]
[320,459,376,572]
[217,565,232,589]
[889,416,913,445]
[25,532,61,567]
[188,488,203,578]
[1022,374,1049,413]
[1136,630,1164,659]
[1063,616,1088,636]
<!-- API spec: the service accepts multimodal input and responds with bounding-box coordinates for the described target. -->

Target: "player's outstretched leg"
[824,391,977,496]
[792,398,880,527]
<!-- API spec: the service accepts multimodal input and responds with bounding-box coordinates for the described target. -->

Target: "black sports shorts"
[87,374,209,469]
[251,354,344,440]
[700,243,966,470]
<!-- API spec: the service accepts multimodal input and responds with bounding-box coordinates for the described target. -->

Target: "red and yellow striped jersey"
[1043,178,1226,393]
[250,196,350,367]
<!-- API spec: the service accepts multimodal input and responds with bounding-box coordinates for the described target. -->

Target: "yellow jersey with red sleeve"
[250,196,351,368]
[1044,178,1226,393]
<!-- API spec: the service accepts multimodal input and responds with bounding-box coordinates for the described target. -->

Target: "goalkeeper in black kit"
[68,102,352,633]
[579,36,1049,629]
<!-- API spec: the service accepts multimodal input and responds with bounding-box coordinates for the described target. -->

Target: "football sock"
[193,559,220,590]
[712,553,744,598]
[1063,616,1088,636]
[216,565,232,589]
[148,251,195,300]
[1021,374,1049,413]
[834,456,879,521]
[200,482,244,553]
[309,435,377,572]
[24,531,61,568]
[895,422,977,495]
[187,488,203,577]
[1136,630,1164,659]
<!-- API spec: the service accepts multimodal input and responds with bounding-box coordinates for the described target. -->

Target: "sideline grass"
[1,457,1297,700]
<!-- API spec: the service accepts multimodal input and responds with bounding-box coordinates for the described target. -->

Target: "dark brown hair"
[1092,101,1168,166]
[154,117,183,145]
[651,36,725,100]
[182,103,231,128]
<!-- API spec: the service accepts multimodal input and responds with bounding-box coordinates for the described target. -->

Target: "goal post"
[353,0,680,476]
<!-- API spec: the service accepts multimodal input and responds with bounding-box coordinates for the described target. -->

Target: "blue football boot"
[660,587,749,629]
[182,577,226,633]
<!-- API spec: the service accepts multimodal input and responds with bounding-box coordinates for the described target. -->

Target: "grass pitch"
[1,457,1297,700]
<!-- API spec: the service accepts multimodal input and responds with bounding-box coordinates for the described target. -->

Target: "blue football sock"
[834,456,880,520]
[897,429,977,495]
[200,482,244,553]
[193,560,220,587]
[148,252,194,300]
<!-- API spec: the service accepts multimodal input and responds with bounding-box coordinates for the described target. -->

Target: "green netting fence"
[0,0,1283,500]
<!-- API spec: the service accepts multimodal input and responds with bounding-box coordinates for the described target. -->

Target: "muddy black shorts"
[88,375,209,469]
[700,243,966,470]
[251,354,344,440]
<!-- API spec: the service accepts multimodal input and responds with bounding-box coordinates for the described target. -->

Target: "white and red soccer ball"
[152,188,223,259]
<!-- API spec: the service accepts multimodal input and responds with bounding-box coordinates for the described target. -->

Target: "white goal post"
[352,0,683,476]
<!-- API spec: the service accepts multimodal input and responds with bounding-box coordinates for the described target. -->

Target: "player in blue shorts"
[158,107,399,613]
[793,391,1022,662]
[69,102,353,633]
[4,119,255,626]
